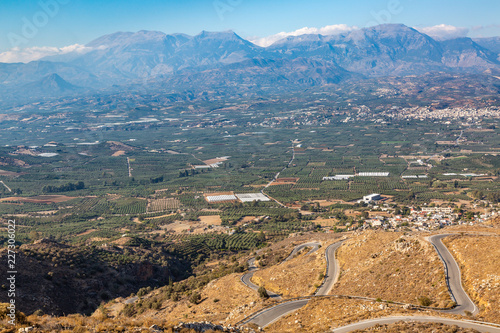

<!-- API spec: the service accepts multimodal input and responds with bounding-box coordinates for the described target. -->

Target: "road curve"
[240,258,281,300]
[429,234,478,315]
[315,241,344,296]
[240,241,320,299]
[282,242,320,263]
[331,316,500,333]
[245,299,311,328]
[245,240,344,328]
[242,234,483,330]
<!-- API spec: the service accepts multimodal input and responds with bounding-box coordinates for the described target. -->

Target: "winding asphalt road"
[240,241,320,300]
[331,316,500,333]
[243,240,344,328]
[429,234,478,315]
[241,233,486,330]
[282,242,320,263]
[315,241,344,296]
[240,258,281,300]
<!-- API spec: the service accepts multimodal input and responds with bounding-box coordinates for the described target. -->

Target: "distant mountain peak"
[86,30,173,47]
[195,30,242,40]
[20,73,80,98]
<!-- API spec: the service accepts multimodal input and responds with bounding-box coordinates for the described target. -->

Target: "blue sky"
[1,0,499,54]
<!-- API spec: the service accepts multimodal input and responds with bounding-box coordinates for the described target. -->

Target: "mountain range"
[1,24,500,105]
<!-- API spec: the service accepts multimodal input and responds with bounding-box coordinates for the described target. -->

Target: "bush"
[258,286,269,299]
[33,309,44,316]
[189,292,201,304]
[151,301,162,310]
[417,296,432,307]
[137,286,152,297]
[121,304,136,317]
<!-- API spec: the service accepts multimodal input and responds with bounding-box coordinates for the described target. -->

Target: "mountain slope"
[22,73,81,95]
[71,30,192,80]
[1,24,500,105]
[474,37,500,56]
[269,24,454,75]
[441,37,500,69]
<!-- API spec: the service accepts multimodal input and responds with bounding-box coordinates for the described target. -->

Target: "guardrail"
[235,294,457,326]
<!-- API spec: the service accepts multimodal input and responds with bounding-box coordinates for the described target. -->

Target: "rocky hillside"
[332,231,452,307]
[0,239,185,316]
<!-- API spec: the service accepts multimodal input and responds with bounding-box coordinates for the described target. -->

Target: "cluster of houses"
[360,204,498,231]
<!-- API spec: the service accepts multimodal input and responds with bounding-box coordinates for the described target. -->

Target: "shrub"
[189,292,201,304]
[417,296,432,307]
[121,304,135,317]
[258,286,269,299]
[137,286,152,297]
[33,309,44,316]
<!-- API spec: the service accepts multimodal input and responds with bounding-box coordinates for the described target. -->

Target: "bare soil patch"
[240,216,257,223]
[111,150,126,156]
[309,199,354,207]
[165,221,191,233]
[198,215,222,226]
[0,169,21,176]
[0,195,76,204]
[147,198,181,212]
[107,141,135,151]
[144,213,176,220]
[203,157,229,165]
[314,218,339,226]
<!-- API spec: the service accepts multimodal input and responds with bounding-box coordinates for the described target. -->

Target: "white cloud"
[415,24,469,40]
[250,24,358,47]
[0,44,94,63]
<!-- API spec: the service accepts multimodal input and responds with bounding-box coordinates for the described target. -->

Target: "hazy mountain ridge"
[21,73,82,96]
[1,24,500,105]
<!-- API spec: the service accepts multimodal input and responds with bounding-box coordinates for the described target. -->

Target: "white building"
[361,193,382,203]
[421,207,453,214]
[206,195,237,203]
[323,175,354,181]
[358,172,389,177]
[235,193,271,203]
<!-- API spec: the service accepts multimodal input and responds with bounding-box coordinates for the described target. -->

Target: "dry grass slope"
[267,298,458,333]
[350,321,481,333]
[331,231,452,307]
[252,247,326,297]
[443,234,500,323]
[128,273,269,326]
